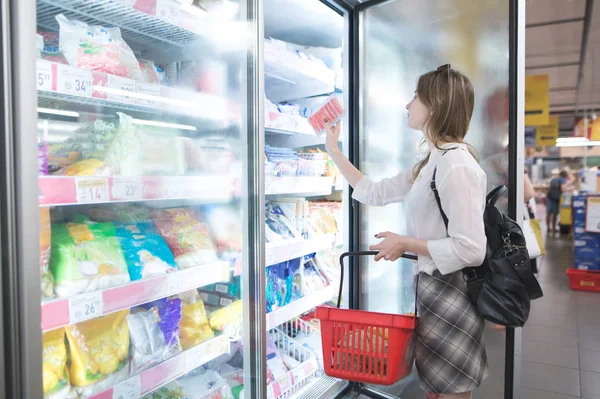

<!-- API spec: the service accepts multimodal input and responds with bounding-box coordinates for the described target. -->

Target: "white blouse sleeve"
[427,164,487,275]
[351,170,413,206]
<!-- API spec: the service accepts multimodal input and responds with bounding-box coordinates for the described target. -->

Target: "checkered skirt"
[414,271,489,394]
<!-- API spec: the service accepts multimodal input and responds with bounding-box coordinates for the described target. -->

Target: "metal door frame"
[321,0,525,398]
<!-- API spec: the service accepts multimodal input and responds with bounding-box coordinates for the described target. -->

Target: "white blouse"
[352,142,487,276]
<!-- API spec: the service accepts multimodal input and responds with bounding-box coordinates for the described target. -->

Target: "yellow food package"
[179,291,214,350]
[209,300,243,336]
[56,159,107,176]
[66,310,130,387]
[42,328,69,395]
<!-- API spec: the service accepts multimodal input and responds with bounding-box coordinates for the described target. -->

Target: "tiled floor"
[349,232,600,399]
[520,234,600,399]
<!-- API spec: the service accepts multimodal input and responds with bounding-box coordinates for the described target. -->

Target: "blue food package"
[267,261,288,312]
[286,258,303,302]
[114,221,177,281]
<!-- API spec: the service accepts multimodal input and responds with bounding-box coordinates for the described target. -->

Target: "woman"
[325,65,488,399]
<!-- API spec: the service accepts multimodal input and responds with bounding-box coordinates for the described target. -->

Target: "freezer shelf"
[266,285,334,330]
[266,235,339,267]
[36,60,235,122]
[85,334,229,399]
[38,175,234,206]
[41,261,229,331]
[265,176,335,197]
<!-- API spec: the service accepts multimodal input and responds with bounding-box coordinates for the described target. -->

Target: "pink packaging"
[308,95,344,135]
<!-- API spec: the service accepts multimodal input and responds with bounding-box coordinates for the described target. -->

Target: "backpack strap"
[431,167,449,231]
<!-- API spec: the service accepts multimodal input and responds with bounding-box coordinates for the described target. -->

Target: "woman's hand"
[369,232,411,262]
[325,122,341,153]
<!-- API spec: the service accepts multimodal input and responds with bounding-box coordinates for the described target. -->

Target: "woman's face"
[406,93,430,131]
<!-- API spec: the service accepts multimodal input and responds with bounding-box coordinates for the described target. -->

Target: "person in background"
[546,170,570,233]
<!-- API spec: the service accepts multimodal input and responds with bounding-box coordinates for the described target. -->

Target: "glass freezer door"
[355,1,514,398]
[1,1,262,398]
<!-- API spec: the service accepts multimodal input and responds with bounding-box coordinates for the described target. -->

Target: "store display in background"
[572,195,600,271]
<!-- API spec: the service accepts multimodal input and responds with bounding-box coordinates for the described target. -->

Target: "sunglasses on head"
[437,63,451,71]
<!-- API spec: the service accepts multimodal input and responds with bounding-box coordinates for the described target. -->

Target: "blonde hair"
[412,65,479,180]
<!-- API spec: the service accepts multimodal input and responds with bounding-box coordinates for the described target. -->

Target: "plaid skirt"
[415,271,489,394]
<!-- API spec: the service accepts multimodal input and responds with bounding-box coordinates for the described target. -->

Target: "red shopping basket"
[316,251,418,385]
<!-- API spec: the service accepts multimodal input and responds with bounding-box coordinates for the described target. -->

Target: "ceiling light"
[37,108,80,118]
[556,140,600,147]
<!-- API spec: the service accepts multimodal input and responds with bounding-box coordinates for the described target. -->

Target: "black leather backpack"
[431,167,544,327]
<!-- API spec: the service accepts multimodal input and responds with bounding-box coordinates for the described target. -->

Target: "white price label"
[167,273,187,295]
[69,291,103,324]
[135,82,161,107]
[265,246,275,266]
[156,0,180,23]
[112,375,142,399]
[277,373,293,393]
[112,177,143,201]
[107,75,136,104]
[76,178,109,204]
[57,65,93,97]
[36,60,52,91]
[185,343,209,371]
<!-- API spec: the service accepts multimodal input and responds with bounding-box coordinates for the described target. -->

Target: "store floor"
[349,233,600,399]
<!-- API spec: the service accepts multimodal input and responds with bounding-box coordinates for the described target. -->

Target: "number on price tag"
[36,60,52,91]
[135,82,161,107]
[185,343,208,371]
[112,178,143,201]
[112,375,142,399]
[69,291,103,324]
[76,178,109,204]
[107,75,136,104]
[277,373,293,392]
[156,0,180,23]
[57,65,93,97]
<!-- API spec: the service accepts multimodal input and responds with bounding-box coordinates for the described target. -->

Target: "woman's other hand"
[325,122,341,153]
[370,232,410,261]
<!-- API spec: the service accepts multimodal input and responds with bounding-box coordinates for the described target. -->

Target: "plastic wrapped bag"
[56,14,142,80]
[209,300,243,339]
[40,208,54,298]
[43,328,76,399]
[50,216,129,297]
[53,159,111,177]
[179,291,214,350]
[265,335,289,384]
[177,369,235,399]
[66,310,130,394]
[152,208,218,269]
[139,60,165,85]
[84,204,152,224]
[142,381,189,399]
[115,221,177,281]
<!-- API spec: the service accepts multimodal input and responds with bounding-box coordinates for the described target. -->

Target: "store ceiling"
[526,0,598,117]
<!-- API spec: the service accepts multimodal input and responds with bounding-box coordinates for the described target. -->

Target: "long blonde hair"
[412,65,478,180]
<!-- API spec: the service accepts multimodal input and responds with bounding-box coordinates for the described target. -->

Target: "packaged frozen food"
[42,328,75,399]
[265,203,302,244]
[54,159,111,177]
[265,335,289,384]
[39,30,68,65]
[139,60,165,85]
[209,300,243,339]
[177,369,234,399]
[308,95,344,135]
[302,256,329,296]
[152,208,218,269]
[84,204,152,224]
[40,207,54,299]
[128,298,182,374]
[143,381,189,399]
[179,291,214,350]
[65,310,130,393]
[56,14,142,80]
[115,221,177,281]
[204,205,242,260]
[200,276,241,307]
[266,262,286,312]
[50,216,129,297]
[307,201,340,236]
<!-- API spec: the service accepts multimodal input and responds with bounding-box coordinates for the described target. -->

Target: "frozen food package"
[42,328,76,399]
[302,257,329,296]
[308,95,344,135]
[66,310,130,394]
[128,298,182,374]
[265,203,302,244]
[265,335,289,384]
[115,221,177,281]
[151,208,218,269]
[138,59,165,85]
[40,207,54,299]
[55,14,142,80]
[177,369,235,399]
[142,381,189,399]
[179,290,214,350]
[50,216,129,297]
[53,159,111,177]
[209,300,243,339]
[104,113,141,176]
[204,205,242,260]
[84,204,152,224]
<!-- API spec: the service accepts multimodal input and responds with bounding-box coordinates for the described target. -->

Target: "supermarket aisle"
[521,234,600,399]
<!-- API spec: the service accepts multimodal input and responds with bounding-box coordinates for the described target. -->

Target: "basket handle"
[337,251,419,313]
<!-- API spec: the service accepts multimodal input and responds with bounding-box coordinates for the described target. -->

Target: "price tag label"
[167,273,187,295]
[76,178,109,204]
[69,291,103,324]
[135,82,161,107]
[277,373,293,393]
[36,60,52,91]
[112,177,143,201]
[265,245,275,266]
[57,65,93,97]
[107,75,136,104]
[112,375,142,399]
[185,343,209,371]
[156,0,180,23]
